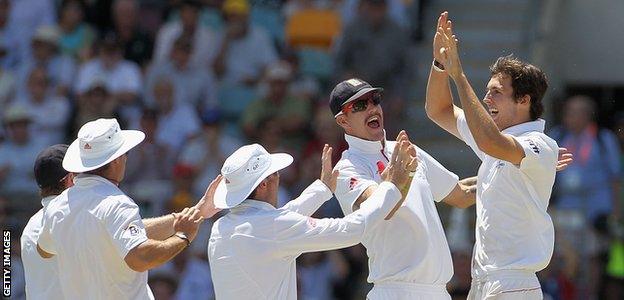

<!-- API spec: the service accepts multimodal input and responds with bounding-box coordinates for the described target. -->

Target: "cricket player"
[21,144,73,299]
[36,118,221,299]
[209,142,415,299]
[330,78,477,300]
[426,12,561,299]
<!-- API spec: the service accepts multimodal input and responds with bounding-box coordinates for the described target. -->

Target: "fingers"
[332,169,339,179]
[389,141,400,165]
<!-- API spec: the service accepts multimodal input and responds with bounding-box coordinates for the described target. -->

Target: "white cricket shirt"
[21,196,64,300]
[37,174,153,300]
[334,134,459,285]
[209,179,402,300]
[456,113,558,279]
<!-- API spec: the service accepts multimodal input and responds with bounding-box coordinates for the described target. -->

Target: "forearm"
[425,65,454,118]
[143,214,175,240]
[125,237,187,272]
[281,180,332,216]
[443,179,477,208]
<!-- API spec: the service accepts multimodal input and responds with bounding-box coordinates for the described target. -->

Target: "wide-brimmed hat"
[214,144,293,209]
[63,118,145,173]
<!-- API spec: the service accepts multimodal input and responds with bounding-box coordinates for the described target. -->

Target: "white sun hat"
[214,144,293,209]
[63,118,145,173]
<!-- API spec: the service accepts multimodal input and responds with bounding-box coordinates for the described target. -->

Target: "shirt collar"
[502,119,546,136]
[41,195,56,208]
[231,199,276,212]
[344,131,387,154]
[74,174,120,189]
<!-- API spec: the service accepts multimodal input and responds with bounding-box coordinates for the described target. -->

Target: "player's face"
[338,92,385,141]
[483,74,522,131]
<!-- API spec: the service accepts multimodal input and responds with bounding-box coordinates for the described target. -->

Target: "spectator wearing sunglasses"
[330,78,478,299]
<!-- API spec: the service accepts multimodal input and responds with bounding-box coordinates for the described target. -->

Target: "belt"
[473,270,537,284]
[373,281,447,293]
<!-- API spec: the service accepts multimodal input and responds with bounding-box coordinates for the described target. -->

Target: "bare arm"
[142,214,175,240]
[125,207,202,272]
[425,12,462,139]
[438,18,525,165]
[442,176,477,209]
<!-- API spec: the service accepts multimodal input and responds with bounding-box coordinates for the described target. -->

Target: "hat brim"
[63,130,145,173]
[343,87,383,107]
[213,153,294,209]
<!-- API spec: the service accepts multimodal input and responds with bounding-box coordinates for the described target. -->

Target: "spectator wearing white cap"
[16,25,77,97]
[0,104,45,196]
[15,66,70,145]
[21,144,73,300]
[36,118,223,300]
[209,142,415,299]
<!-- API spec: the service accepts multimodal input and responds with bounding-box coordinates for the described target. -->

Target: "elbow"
[125,257,150,273]
[124,247,153,273]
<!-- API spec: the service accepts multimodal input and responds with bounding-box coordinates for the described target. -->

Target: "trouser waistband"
[373,281,447,293]
[473,270,537,283]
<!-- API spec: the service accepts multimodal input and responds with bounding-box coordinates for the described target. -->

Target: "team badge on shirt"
[126,224,140,236]
[349,177,358,190]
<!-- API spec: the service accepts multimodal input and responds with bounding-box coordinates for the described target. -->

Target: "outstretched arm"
[437,17,525,165]
[425,11,463,139]
[442,176,477,208]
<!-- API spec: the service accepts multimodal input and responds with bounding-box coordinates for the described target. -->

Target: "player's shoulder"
[519,131,559,152]
[335,149,368,170]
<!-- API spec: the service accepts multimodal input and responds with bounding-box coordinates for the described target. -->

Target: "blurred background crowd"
[0,0,622,299]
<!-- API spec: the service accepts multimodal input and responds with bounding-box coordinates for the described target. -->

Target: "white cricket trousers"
[367,281,451,300]
[467,270,543,300]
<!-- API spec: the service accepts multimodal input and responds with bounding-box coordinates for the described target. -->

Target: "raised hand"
[320,144,339,193]
[382,140,417,195]
[396,130,418,171]
[173,207,203,242]
[556,147,574,171]
[437,13,463,80]
[433,11,450,63]
[194,175,223,219]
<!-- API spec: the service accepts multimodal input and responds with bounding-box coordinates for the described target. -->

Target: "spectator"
[212,0,278,86]
[58,0,97,62]
[0,38,15,108]
[340,0,409,28]
[145,35,217,110]
[297,251,348,300]
[15,66,70,145]
[110,0,154,68]
[334,0,411,106]
[7,0,56,66]
[178,109,242,197]
[74,33,143,125]
[0,105,44,197]
[550,95,622,298]
[69,77,120,139]
[171,249,215,299]
[148,273,177,300]
[154,0,217,69]
[166,163,197,213]
[0,0,18,69]
[124,108,174,217]
[241,61,311,150]
[151,77,201,155]
[17,26,77,97]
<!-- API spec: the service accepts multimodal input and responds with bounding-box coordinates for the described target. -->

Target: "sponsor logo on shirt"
[126,224,140,236]
[526,139,540,154]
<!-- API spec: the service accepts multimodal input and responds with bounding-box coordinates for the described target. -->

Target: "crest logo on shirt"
[349,177,358,190]
[126,224,140,236]
[84,143,92,150]
[376,161,386,174]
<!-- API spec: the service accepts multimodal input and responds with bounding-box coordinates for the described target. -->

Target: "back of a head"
[490,55,548,120]
[34,144,70,196]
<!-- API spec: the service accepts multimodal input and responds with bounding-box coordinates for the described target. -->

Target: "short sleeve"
[456,112,485,160]
[419,149,460,202]
[334,159,377,215]
[513,134,557,173]
[103,199,148,259]
[37,214,57,255]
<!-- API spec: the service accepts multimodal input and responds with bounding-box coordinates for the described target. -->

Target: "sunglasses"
[340,93,382,115]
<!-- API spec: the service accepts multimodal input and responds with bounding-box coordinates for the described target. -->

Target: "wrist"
[174,232,191,247]
[433,59,446,72]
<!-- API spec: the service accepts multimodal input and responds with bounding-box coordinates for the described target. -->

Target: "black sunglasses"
[341,93,382,114]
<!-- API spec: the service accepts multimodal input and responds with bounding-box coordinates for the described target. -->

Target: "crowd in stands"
[0,0,622,299]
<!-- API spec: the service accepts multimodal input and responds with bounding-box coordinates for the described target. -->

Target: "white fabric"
[64,118,145,172]
[214,144,293,209]
[466,270,542,300]
[334,134,458,287]
[37,174,153,300]
[20,196,64,300]
[209,180,402,300]
[0,139,45,194]
[74,58,142,95]
[456,113,558,280]
[16,95,70,145]
[367,282,451,300]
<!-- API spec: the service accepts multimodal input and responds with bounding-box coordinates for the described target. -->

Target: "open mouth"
[488,108,499,117]
[367,115,381,129]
